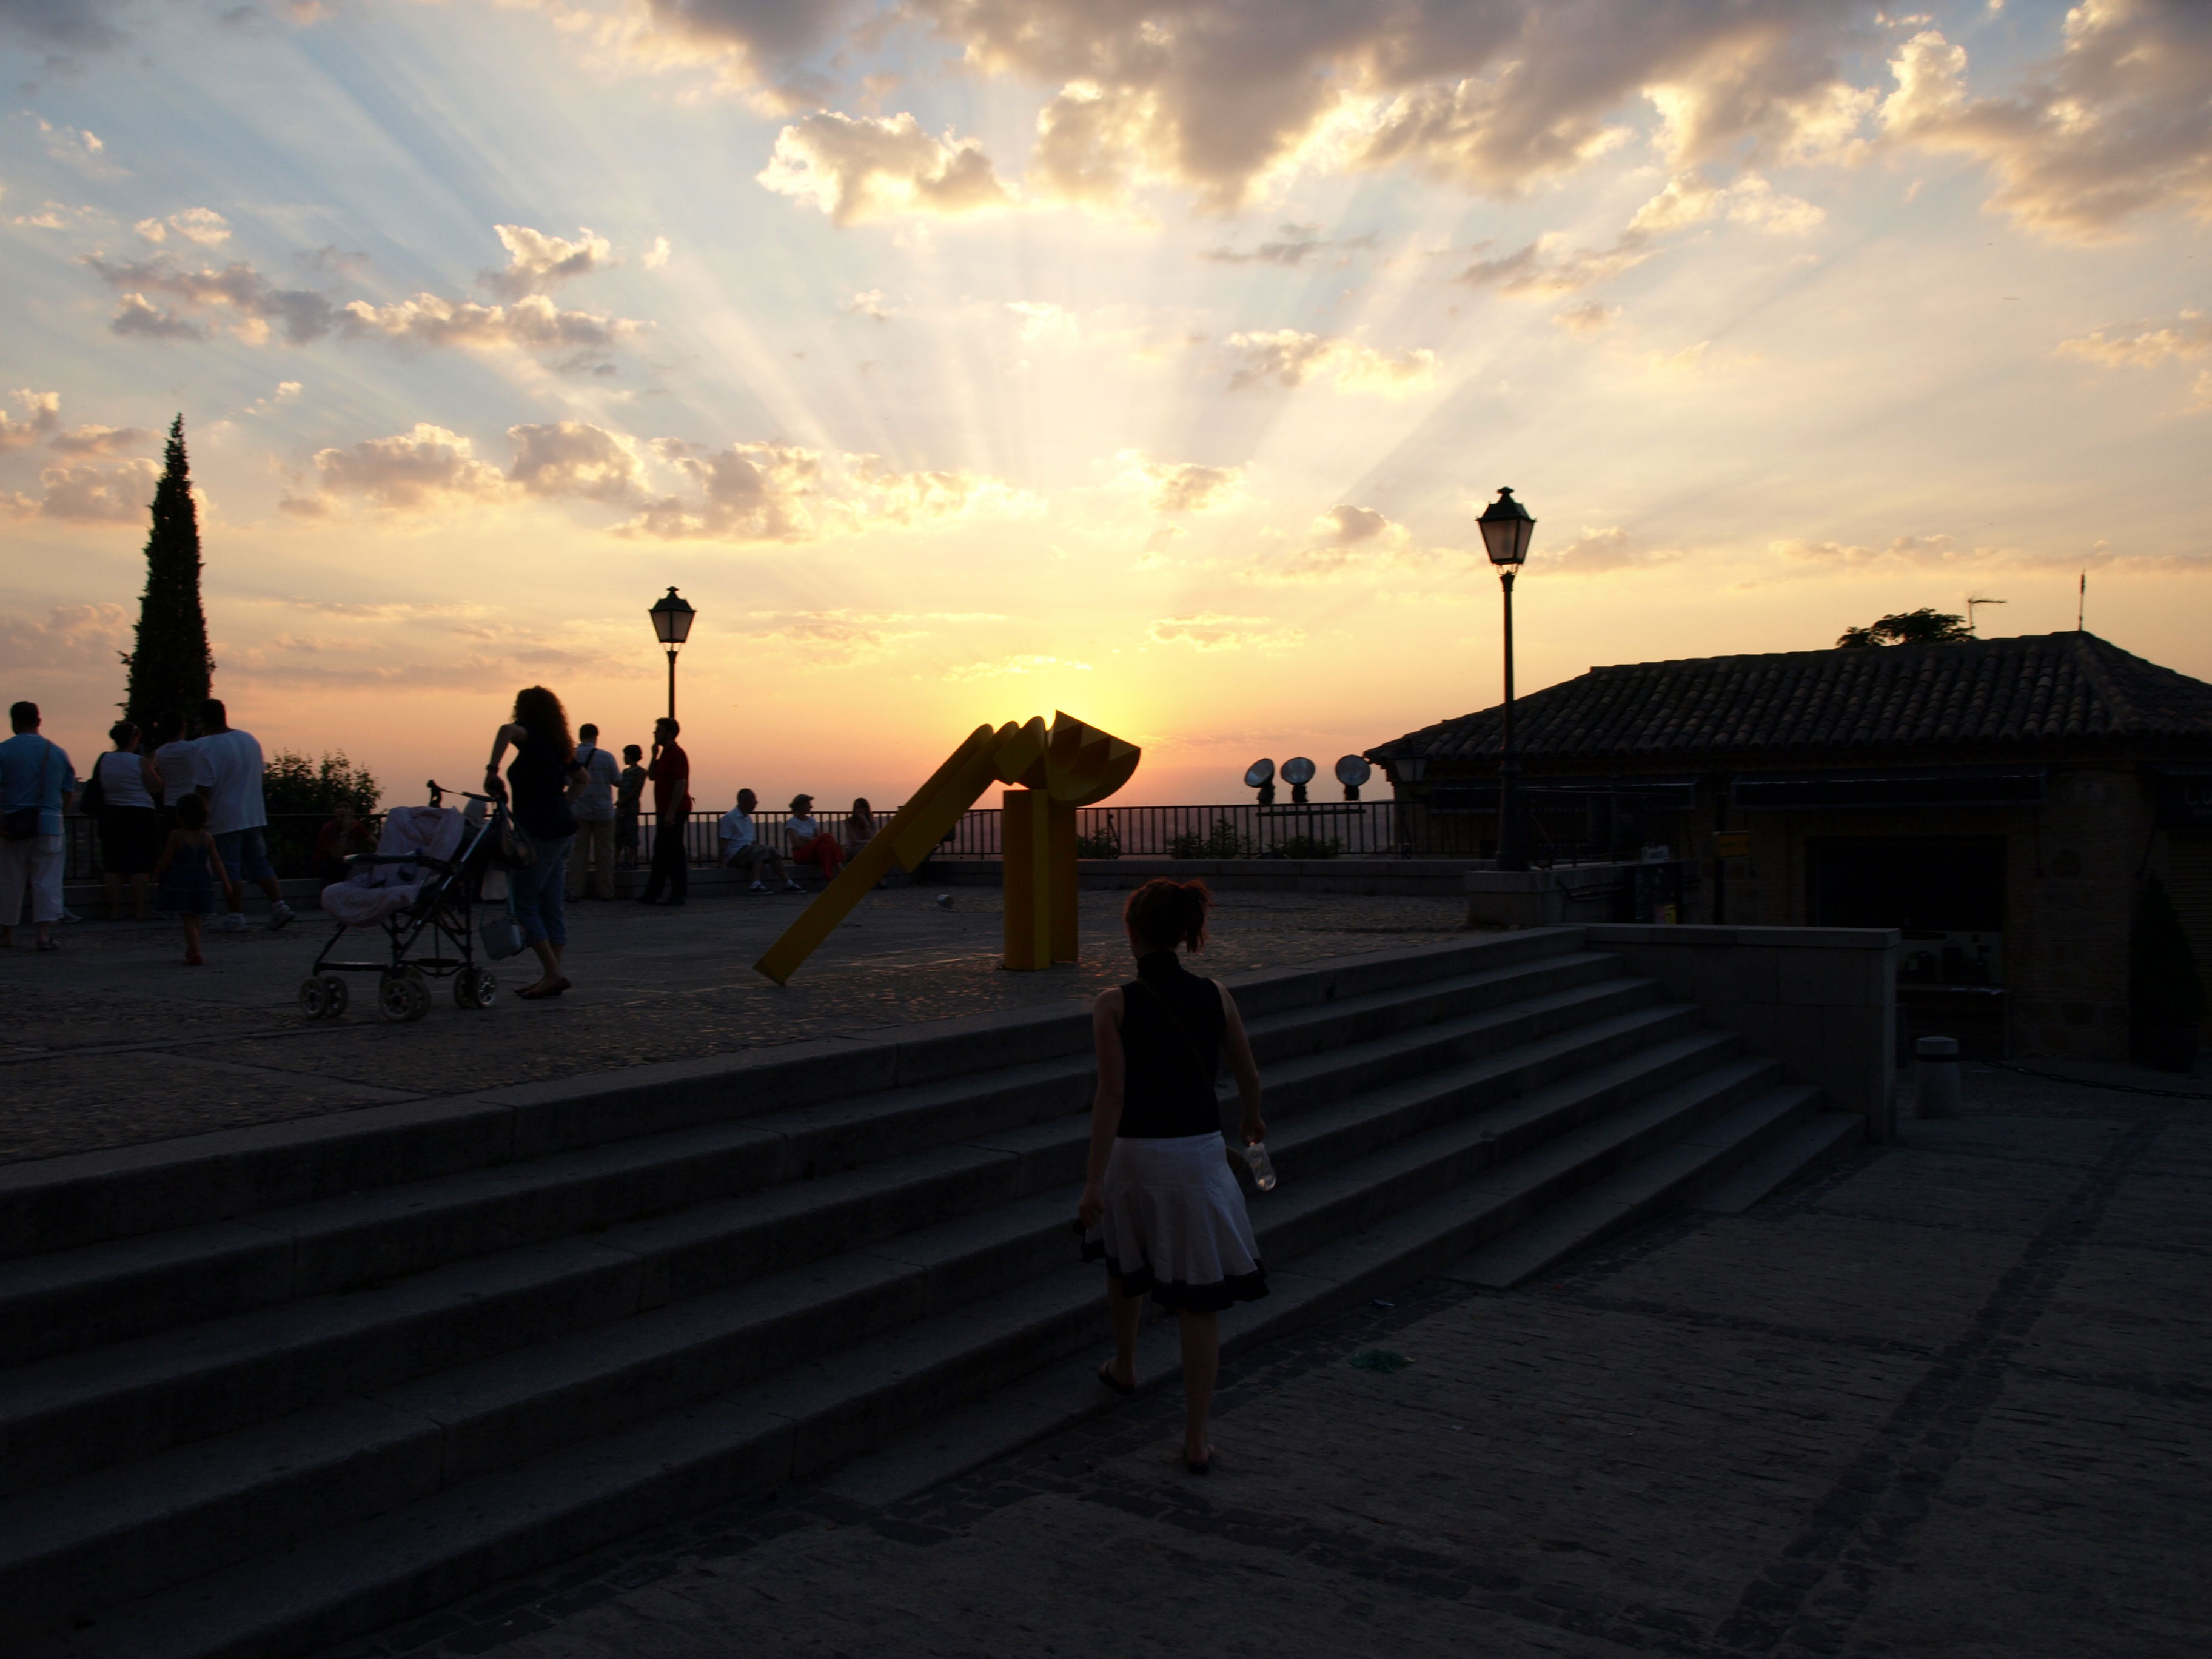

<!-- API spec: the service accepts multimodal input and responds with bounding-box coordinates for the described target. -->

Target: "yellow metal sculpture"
[753,710,1140,985]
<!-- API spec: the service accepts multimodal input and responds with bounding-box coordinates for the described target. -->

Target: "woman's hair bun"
[1124,877,1212,953]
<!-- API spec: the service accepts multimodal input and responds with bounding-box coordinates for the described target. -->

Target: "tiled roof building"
[1366,633,2212,1064]
[1370,632,2212,765]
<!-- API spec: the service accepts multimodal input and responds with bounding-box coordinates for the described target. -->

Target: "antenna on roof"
[2077,571,2086,633]
[1966,594,2006,636]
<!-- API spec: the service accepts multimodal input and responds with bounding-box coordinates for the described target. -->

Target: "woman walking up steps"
[1079,877,1269,1474]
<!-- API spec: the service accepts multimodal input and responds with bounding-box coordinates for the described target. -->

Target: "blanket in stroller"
[320,805,468,925]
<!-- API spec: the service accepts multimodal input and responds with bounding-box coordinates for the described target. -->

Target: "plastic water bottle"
[1242,1141,1278,1192]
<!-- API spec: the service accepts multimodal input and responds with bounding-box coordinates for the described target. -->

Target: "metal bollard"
[1914,1035,1962,1119]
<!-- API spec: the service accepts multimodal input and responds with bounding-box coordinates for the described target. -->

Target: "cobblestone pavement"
[0,888,1467,1164]
[324,1063,2212,1659]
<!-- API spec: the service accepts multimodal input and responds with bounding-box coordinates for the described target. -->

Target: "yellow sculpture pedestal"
[754,711,1139,985]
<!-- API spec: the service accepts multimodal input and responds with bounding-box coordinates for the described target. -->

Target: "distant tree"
[120,416,215,731]
[1834,608,1974,649]
[263,751,381,816]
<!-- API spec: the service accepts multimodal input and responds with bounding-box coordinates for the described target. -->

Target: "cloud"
[109,292,206,340]
[1769,532,2006,569]
[1199,224,1378,266]
[49,420,152,455]
[1544,525,1681,574]
[1242,503,1438,582]
[624,0,856,97]
[2058,312,2212,368]
[897,0,1870,213]
[36,117,110,166]
[622,439,1038,543]
[483,224,613,297]
[742,609,926,664]
[942,652,1092,682]
[0,389,61,450]
[11,199,104,230]
[134,207,232,246]
[281,424,509,515]
[87,254,337,343]
[1456,230,1652,296]
[1005,300,1077,343]
[1,1,122,52]
[0,605,130,672]
[84,247,643,368]
[1627,171,1823,236]
[338,292,642,372]
[1114,450,1244,514]
[1147,613,1306,652]
[1224,329,1438,394]
[1880,12,2212,241]
[1552,301,1620,334]
[643,235,671,270]
[6,458,156,521]
[757,111,1015,224]
[848,288,899,321]
[506,420,645,501]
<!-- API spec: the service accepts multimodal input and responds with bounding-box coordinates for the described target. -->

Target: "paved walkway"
[0,889,1467,1164]
[323,1061,2211,1659]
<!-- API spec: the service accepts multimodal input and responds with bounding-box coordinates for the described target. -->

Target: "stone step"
[0,973,1703,1504]
[1693,1111,1863,1214]
[0,1020,1753,1626]
[14,1048,1781,1659]
[0,951,1603,1376]
[1443,1085,1825,1290]
[0,931,1590,1265]
[0,958,1634,1372]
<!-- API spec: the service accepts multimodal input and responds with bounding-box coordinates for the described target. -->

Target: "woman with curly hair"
[1079,877,1269,1474]
[485,685,585,999]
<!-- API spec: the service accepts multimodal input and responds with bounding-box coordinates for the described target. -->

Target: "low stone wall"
[1584,923,1900,1142]
[932,857,1484,897]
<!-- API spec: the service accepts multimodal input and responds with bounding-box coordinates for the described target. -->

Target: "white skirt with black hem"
[1081,1131,1269,1313]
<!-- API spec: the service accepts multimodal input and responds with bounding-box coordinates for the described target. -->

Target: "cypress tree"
[121,415,215,732]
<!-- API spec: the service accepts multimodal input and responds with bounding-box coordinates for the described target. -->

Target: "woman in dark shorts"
[1079,878,1268,1473]
[484,685,585,1000]
[94,720,163,920]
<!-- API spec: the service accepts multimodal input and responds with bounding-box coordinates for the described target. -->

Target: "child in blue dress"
[153,794,236,965]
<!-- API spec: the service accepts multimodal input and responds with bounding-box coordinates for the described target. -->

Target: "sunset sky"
[4,0,2208,808]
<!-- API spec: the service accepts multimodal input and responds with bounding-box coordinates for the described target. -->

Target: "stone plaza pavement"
[321,1061,2211,1659]
[0,888,1469,1164]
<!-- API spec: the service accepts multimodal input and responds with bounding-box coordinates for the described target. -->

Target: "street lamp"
[1477,487,1537,871]
[647,586,695,723]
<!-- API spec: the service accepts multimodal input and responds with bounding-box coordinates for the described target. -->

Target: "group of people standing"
[481,688,862,996]
[1,696,290,962]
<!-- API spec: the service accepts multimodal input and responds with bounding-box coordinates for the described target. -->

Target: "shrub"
[1074,820,1121,859]
[263,751,380,877]
[1274,834,1343,860]
[1167,816,1252,860]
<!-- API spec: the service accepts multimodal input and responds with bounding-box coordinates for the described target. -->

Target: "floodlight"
[1244,759,1276,788]
[1281,757,1316,786]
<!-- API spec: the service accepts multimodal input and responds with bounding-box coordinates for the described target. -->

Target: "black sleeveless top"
[507,734,578,841]
[1117,950,1226,1139]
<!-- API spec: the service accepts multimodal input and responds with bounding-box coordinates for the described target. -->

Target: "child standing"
[153,794,236,965]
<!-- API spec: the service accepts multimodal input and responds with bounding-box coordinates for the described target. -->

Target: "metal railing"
[60,793,1689,880]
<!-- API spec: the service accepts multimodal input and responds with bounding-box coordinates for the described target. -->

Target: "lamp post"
[1476,487,1537,871]
[647,586,695,723]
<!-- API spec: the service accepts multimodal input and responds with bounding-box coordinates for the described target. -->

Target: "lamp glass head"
[1243,759,1276,789]
[649,586,696,646]
[1281,756,1316,786]
[1477,487,1535,568]
[1334,755,1373,789]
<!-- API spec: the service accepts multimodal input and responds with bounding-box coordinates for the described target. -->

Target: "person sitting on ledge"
[843,797,878,859]
[720,789,799,894]
[784,794,844,885]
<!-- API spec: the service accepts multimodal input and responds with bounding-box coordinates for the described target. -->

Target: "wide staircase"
[0,928,1861,1658]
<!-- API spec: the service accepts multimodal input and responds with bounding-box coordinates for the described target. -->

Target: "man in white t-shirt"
[194,697,293,932]
[717,789,797,893]
[565,722,623,901]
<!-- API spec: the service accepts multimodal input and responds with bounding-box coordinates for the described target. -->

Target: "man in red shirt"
[638,716,692,905]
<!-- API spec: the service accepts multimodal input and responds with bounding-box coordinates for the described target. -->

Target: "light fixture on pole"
[1476,486,1537,871]
[647,586,695,722]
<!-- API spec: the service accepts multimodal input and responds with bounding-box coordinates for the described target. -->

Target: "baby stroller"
[299,782,510,1022]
